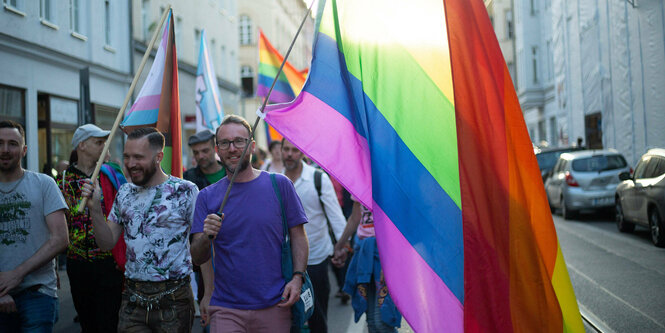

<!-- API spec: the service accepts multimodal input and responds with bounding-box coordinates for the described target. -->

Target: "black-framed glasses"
[216,137,249,150]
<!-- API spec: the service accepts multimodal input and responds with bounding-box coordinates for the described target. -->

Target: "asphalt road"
[554,210,665,333]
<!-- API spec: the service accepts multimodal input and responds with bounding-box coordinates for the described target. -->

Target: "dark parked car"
[615,148,665,247]
[535,146,583,182]
[545,149,630,219]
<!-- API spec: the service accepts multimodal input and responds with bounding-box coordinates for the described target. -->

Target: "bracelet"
[293,271,306,282]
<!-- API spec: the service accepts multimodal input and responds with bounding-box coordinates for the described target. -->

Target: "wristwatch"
[293,271,306,282]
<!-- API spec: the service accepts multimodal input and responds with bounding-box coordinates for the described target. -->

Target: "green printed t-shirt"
[0,170,67,297]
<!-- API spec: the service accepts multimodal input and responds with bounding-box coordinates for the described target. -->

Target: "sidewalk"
[54,266,410,332]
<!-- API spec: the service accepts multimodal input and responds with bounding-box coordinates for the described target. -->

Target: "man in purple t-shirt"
[190,115,308,332]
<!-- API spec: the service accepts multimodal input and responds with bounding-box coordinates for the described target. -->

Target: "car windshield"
[536,151,564,171]
[572,155,627,172]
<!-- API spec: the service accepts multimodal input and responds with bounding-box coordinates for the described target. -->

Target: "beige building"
[237,0,314,149]
[131,0,241,168]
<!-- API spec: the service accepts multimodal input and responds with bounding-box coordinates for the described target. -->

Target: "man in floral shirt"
[82,127,199,332]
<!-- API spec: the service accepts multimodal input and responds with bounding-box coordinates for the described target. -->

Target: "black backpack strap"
[314,169,337,244]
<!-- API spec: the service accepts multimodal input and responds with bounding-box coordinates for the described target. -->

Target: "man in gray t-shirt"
[0,120,69,331]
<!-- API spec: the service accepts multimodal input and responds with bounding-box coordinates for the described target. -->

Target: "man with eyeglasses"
[190,115,309,332]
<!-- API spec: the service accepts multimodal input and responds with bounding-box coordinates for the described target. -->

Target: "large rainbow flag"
[265,0,583,332]
[122,9,182,177]
[195,29,224,133]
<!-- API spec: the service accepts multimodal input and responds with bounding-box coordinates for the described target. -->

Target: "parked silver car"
[615,148,665,247]
[545,149,630,219]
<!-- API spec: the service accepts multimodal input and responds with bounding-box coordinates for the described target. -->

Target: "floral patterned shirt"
[108,176,199,281]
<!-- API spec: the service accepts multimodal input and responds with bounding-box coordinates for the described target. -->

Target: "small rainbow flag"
[257,29,308,103]
[122,9,182,177]
[265,0,584,332]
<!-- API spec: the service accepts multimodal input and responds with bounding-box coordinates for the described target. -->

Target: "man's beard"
[0,153,20,173]
[130,159,159,186]
[283,158,299,171]
[222,154,250,175]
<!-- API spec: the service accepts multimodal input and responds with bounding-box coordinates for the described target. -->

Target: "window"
[549,117,557,145]
[141,0,150,40]
[538,119,546,143]
[652,157,665,178]
[0,84,25,125]
[241,65,254,96]
[505,10,513,38]
[531,46,539,84]
[40,0,54,22]
[69,0,81,33]
[104,0,111,45]
[195,29,201,55]
[239,15,252,45]
[4,0,24,11]
[633,157,650,179]
[530,0,536,15]
[221,45,226,77]
[175,16,182,54]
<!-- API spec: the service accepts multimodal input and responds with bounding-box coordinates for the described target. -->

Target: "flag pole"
[78,6,172,213]
[211,0,314,233]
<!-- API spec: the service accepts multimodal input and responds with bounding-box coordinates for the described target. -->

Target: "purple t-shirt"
[191,171,307,310]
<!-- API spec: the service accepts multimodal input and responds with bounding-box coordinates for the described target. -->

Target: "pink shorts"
[208,303,291,333]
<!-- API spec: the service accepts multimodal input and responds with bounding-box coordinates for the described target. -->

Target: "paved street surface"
[55,268,412,332]
[554,210,665,333]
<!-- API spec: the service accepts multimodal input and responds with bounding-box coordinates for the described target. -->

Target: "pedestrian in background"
[58,124,126,332]
[282,139,346,333]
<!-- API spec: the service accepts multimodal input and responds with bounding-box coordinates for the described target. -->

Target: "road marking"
[579,302,615,333]
[567,263,665,331]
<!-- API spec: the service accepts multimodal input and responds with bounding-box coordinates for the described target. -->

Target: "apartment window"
[40,0,54,22]
[195,29,201,55]
[239,15,252,45]
[4,0,24,11]
[538,119,546,144]
[531,46,539,84]
[505,10,514,39]
[530,0,536,15]
[175,16,182,54]
[104,0,111,45]
[69,0,81,33]
[141,0,150,40]
[549,117,557,145]
[221,45,226,77]
[241,65,254,97]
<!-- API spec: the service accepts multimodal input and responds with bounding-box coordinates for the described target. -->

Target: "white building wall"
[0,0,132,171]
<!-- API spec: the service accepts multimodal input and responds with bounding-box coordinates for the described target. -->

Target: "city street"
[554,210,665,333]
[54,268,413,333]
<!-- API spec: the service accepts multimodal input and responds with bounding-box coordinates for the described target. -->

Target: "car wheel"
[562,196,576,220]
[649,209,665,248]
[615,199,635,233]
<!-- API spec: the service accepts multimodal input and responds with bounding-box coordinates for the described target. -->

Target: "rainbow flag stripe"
[265,0,584,332]
[122,10,182,177]
[257,29,307,103]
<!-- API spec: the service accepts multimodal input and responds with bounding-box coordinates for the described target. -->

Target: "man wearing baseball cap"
[57,123,127,332]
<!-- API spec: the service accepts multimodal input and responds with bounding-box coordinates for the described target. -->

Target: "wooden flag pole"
[78,6,172,213]
[210,0,314,237]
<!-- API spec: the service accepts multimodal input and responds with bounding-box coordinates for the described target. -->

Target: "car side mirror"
[618,172,632,181]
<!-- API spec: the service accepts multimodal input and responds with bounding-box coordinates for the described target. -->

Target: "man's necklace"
[0,172,26,195]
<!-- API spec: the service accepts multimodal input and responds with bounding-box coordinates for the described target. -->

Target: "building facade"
[550,0,665,164]
[132,0,240,168]
[0,0,132,173]
[237,0,314,149]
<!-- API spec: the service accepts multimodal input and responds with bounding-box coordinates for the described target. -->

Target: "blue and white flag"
[195,30,224,132]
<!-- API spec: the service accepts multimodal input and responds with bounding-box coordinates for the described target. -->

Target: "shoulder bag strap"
[314,170,337,244]
[271,173,289,243]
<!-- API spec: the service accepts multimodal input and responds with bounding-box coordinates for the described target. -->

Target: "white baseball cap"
[71,124,110,149]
